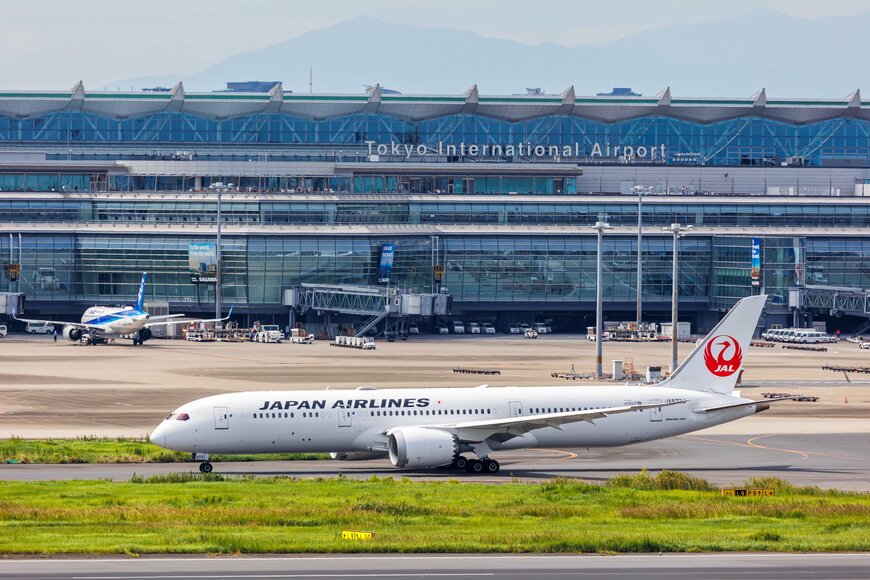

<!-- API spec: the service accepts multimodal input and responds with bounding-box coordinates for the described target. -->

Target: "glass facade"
[2,231,866,318]
[2,198,869,229]
[443,237,710,305]
[2,111,870,167]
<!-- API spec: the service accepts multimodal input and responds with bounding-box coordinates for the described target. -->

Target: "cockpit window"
[176,413,190,421]
[164,413,178,421]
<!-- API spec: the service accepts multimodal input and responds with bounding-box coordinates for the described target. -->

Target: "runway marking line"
[537,448,578,461]
[73,575,495,579]
[684,435,869,462]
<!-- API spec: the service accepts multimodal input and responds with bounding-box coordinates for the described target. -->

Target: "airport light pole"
[215,186,222,323]
[665,223,693,372]
[632,185,652,337]
[593,221,611,379]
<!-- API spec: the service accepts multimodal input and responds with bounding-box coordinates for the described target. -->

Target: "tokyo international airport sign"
[366,140,666,161]
[189,242,218,284]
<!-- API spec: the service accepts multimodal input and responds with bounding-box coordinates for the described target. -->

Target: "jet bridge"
[790,285,870,318]
[283,283,451,337]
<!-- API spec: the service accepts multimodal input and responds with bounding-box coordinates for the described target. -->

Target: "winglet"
[225,304,234,320]
[135,272,147,312]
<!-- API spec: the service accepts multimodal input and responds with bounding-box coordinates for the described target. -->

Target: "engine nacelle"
[329,451,388,461]
[138,328,152,343]
[63,326,82,342]
[388,427,457,469]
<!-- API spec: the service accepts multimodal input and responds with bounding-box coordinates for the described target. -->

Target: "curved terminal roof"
[0,82,866,125]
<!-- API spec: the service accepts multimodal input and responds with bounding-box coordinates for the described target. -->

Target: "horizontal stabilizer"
[695,396,795,413]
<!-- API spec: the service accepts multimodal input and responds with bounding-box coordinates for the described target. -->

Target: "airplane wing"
[12,311,102,331]
[423,400,686,443]
[145,305,234,329]
[145,314,187,323]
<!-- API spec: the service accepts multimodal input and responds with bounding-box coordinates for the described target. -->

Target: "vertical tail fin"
[660,294,766,394]
[135,272,147,312]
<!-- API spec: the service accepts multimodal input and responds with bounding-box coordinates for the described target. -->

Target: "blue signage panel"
[751,238,761,287]
[189,242,218,283]
[378,243,395,283]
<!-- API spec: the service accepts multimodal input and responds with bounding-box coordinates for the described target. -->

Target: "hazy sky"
[1,0,867,89]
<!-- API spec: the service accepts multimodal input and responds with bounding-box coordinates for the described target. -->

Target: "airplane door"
[338,409,352,428]
[213,406,229,430]
[649,399,662,422]
[509,401,523,417]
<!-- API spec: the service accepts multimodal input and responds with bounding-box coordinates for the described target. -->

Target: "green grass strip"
[0,437,326,464]
[0,472,867,554]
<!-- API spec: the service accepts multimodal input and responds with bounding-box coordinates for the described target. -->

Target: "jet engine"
[63,326,82,342]
[137,328,152,343]
[329,451,388,461]
[387,427,458,469]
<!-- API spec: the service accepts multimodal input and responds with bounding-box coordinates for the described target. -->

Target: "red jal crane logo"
[703,335,742,377]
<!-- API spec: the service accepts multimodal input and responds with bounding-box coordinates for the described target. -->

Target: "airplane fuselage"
[80,306,149,336]
[151,385,757,456]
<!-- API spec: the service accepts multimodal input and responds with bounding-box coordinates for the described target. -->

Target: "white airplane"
[15,272,232,346]
[151,294,791,474]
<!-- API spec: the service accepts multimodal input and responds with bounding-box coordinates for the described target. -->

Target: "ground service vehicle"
[482,323,496,334]
[289,328,314,344]
[0,325,7,338]
[26,322,54,334]
[452,321,465,334]
[436,324,449,334]
[254,324,283,343]
[152,295,797,475]
[466,322,481,334]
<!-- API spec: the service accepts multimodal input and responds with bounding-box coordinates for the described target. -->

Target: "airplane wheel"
[466,459,484,474]
[199,462,213,474]
[452,456,468,470]
[484,459,500,473]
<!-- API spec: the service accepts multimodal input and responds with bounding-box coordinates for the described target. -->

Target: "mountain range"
[116,11,869,97]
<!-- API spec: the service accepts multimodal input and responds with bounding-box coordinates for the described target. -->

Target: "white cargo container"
[660,322,691,340]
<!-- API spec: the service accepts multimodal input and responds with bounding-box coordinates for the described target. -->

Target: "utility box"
[612,360,624,381]
[660,322,691,340]
[646,366,662,383]
[145,301,179,338]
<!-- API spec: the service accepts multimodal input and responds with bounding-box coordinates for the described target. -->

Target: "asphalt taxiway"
[0,554,868,580]
[1,432,867,489]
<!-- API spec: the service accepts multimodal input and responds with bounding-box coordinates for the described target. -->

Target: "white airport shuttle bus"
[151,295,790,474]
[15,273,231,345]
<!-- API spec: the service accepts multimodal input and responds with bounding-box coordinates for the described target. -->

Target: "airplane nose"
[150,425,166,448]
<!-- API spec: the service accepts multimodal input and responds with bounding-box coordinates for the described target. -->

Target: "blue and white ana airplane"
[15,272,231,346]
[151,294,793,475]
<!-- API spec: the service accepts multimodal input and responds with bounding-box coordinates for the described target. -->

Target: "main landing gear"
[450,456,499,474]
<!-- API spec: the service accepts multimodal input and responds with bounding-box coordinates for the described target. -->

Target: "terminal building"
[1,83,869,333]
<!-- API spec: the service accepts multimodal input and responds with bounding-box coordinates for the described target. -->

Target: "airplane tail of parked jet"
[659,294,766,395]
[135,272,147,312]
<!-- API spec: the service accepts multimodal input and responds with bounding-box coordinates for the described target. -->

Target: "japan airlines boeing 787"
[151,294,789,474]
